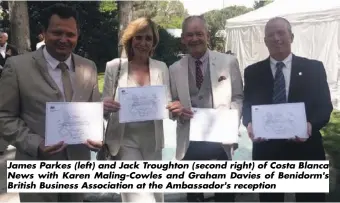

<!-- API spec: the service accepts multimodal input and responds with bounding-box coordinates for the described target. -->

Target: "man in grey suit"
[168,15,243,202]
[0,4,102,202]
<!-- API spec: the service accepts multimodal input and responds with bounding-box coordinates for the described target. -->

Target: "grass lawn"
[98,72,105,93]
[322,110,340,168]
[322,110,340,202]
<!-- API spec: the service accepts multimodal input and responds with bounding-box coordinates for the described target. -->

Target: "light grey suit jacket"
[0,48,101,161]
[169,50,244,160]
[102,58,171,156]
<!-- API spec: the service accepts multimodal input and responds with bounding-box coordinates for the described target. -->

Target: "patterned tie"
[272,61,286,104]
[195,60,203,89]
[57,62,73,102]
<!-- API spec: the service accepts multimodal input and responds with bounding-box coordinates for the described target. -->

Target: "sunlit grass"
[322,110,340,168]
[98,72,104,94]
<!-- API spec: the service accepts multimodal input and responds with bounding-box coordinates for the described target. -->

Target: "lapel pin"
[299,72,302,76]
[218,76,226,82]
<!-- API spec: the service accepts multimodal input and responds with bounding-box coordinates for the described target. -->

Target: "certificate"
[163,118,177,148]
[45,102,103,146]
[251,102,307,139]
[189,108,239,144]
[118,85,168,123]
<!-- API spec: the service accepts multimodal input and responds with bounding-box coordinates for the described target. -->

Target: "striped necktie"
[57,62,73,102]
[272,61,286,103]
[195,60,203,89]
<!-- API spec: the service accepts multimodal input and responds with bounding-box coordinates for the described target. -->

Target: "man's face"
[44,14,78,61]
[181,18,209,58]
[264,19,294,58]
[0,34,7,46]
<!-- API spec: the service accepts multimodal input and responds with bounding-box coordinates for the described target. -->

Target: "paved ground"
[0,125,336,202]
[0,146,19,203]
[0,147,258,203]
[0,126,263,202]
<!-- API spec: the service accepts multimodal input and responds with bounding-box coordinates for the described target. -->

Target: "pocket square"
[218,76,226,82]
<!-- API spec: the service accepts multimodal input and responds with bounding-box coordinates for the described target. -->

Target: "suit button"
[198,96,203,100]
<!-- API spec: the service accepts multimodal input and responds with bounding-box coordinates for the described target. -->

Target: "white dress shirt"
[188,49,209,76]
[36,41,45,50]
[270,53,293,99]
[43,47,75,101]
[0,43,7,58]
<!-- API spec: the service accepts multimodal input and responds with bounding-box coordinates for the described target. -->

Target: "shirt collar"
[0,43,7,49]
[43,46,73,71]
[270,53,292,68]
[190,49,209,64]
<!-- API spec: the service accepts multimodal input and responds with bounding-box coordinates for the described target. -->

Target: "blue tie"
[273,62,286,103]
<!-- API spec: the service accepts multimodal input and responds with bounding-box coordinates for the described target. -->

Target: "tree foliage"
[26,1,119,72]
[132,0,185,65]
[133,0,188,29]
[1,0,184,70]
[253,0,274,9]
[154,28,181,66]
[204,6,252,51]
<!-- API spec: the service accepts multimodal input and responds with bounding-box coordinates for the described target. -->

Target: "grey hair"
[0,32,8,38]
[265,17,292,34]
[181,15,209,33]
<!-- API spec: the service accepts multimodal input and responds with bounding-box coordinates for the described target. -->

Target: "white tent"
[225,0,340,108]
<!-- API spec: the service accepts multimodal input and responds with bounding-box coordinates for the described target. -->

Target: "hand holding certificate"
[45,102,104,146]
[189,107,239,144]
[118,85,168,123]
[251,102,308,140]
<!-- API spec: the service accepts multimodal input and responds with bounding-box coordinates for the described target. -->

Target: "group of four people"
[0,3,332,203]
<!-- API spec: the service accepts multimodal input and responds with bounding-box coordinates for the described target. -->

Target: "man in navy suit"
[242,17,332,202]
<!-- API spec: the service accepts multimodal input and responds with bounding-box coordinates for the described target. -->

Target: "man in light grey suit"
[0,4,102,202]
[168,16,243,202]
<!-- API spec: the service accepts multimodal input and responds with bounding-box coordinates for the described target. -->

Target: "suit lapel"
[176,57,191,108]
[262,58,274,103]
[0,45,7,60]
[4,45,9,59]
[33,49,61,95]
[208,50,218,107]
[117,59,128,91]
[5,45,9,56]
[288,55,302,102]
[72,54,86,101]
[149,58,160,85]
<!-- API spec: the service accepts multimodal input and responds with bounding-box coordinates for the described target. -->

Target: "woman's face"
[131,26,154,59]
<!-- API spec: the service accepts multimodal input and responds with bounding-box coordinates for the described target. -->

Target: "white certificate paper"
[189,108,239,144]
[45,102,103,146]
[252,102,307,139]
[118,85,168,123]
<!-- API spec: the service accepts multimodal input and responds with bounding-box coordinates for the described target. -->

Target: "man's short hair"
[181,15,209,33]
[265,17,292,34]
[41,3,79,31]
[0,32,8,38]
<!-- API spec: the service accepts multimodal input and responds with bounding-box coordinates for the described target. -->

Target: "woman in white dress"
[101,17,185,202]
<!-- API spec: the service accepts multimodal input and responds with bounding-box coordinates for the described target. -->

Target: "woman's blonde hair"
[121,17,159,60]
